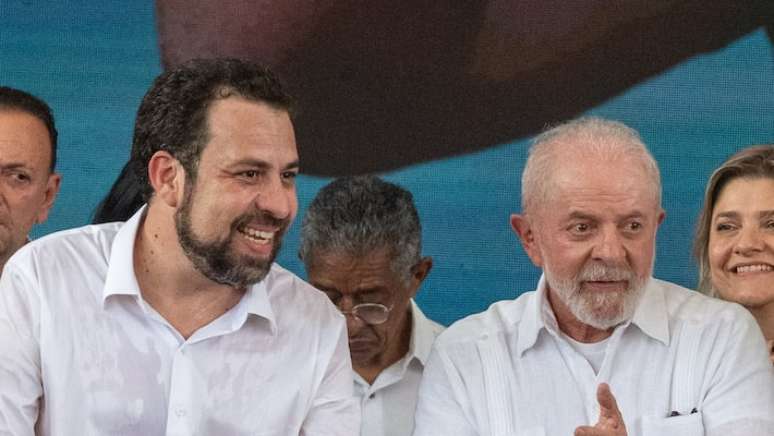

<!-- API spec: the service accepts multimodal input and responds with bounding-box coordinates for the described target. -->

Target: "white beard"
[544,261,648,330]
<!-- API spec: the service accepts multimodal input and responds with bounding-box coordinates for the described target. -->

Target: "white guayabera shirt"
[0,209,360,436]
[353,301,444,436]
[412,276,774,436]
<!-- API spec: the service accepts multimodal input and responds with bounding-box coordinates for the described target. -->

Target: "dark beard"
[175,185,287,288]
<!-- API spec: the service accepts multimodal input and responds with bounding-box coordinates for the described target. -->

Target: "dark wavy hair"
[130,58,293,201]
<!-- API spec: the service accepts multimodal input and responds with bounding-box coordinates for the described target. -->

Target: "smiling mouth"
[733,264,773,274]
[237,225,275,245]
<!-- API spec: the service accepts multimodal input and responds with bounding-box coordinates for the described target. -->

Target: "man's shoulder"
[411,300,446,337]
[434,291,535,349]
[8,222,123,274]
[262,263,342,325]
[653,278,752,324]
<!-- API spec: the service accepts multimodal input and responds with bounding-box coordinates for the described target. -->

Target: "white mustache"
[576,263,634,283]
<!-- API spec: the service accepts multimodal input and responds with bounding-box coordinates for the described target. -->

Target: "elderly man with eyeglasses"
[300,175,444,436]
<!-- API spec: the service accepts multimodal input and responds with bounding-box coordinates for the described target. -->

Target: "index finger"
[597,383,623,423]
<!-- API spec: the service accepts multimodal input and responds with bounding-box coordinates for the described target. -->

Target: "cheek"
[707,237,732,269]
[372,324,391,342]
[5,188,46,224]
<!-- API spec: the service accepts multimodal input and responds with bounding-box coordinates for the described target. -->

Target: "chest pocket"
[668,323,703,415]
[642,412,704,436]
[639,322,705,436]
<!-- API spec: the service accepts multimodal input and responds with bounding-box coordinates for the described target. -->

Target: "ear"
[407,256,433,298]
[657,208,666,226]
[510,213,544,268]
[147,151,185,208]
[34,172,61,224]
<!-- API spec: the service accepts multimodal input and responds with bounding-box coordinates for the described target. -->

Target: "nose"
[592,226,627,263]
[734,225,763,256]
[255,173,295,221]
[338,297,366,331]
[345,311,366,332]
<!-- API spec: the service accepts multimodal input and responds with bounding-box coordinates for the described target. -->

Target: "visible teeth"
[736,264,773,274]
[239,227,274,243]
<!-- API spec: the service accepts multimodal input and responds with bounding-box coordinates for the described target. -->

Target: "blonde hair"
[694,145,774,295]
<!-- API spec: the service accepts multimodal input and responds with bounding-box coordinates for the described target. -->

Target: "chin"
[351,354,378,368]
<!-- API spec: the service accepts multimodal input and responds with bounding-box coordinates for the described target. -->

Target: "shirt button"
[369,393,375,399]
[175,407,187,417]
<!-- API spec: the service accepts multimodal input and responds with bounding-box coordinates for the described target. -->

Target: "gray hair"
[521,116,662,216]
[299,175,422,283]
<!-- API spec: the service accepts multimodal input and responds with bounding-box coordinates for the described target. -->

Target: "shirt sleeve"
[701,306,774,433]
[0,262,43,436]
[301,319,360,436]
[412,345,478,436]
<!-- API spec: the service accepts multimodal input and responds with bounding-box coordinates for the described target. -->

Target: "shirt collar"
[516,274,670,356]
[101,205,278,333]
[102,206,146,302]
[236,269,277,335]
[408,299,439,366]
[629,278,670,346]
[516,274,552,357]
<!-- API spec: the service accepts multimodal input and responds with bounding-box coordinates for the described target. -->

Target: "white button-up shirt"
[0,209,359,436]
[413,276,774,436]
[354,301,443,436]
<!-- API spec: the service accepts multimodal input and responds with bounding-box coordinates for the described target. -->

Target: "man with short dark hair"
[413,117,774,436]
[0,87,61,272]
[0,59,358,435]
[300,175,443,436]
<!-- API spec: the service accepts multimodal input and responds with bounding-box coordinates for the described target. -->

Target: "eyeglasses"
[339,303,393,325]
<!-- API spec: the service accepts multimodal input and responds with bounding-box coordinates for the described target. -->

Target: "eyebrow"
[713,211,740,220]
[565,210,646,221]
[311,285,387,298]
[566,211,596,221]
[229,159,300,171]
[713,210,774,221]
[0,163,32,171]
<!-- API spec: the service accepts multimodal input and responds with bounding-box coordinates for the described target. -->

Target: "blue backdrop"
[1,1,772,325]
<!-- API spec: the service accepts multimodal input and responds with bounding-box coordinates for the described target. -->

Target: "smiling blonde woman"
[695,145,774,364]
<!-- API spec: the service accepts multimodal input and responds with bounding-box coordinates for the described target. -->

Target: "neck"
[546,286,613,343]
[748,301,774,343]
[0,238,27,274]
[354,306,413,384]
[134,205,245,339]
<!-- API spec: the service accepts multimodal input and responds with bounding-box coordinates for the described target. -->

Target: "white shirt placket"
[165,344,197,435]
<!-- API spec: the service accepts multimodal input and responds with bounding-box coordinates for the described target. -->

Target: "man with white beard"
[412,117,774,436]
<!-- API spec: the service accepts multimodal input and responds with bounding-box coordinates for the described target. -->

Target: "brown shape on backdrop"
[156,0,772,176]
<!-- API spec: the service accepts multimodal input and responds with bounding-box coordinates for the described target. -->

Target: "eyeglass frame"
[338,302,395,325]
